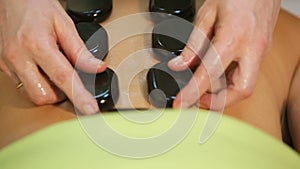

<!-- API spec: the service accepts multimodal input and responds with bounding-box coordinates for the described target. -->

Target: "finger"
[2,39,65,102]
[199,58,259,110]
[168,7,217,71]
[35,46,99,115]
[8,56,66,104]
[198,90,227,111]
[53,13,106,73]
[199,84,254,110]
[172,33,236,109]
[1,46,31,87]
[172,57,209,109]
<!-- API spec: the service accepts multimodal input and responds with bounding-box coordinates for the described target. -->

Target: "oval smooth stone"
[76,22,109,61]
[79,68,119,112]
[152,19,193,61]
[147,62,193,108]
[67,0,112,23]
[149,0,195,22]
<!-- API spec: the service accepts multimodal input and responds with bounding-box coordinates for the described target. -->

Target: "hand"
[0,0,106,114]
[168,0,281,109]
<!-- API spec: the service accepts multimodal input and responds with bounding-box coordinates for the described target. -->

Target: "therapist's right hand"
[0,0,106,115]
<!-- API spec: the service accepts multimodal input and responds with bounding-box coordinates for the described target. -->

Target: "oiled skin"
[0,0,299,150]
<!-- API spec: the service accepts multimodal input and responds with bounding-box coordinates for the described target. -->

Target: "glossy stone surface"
[67,0,112,23]
[149,0,195,22]
[147,62,193,108]
[76,22,108,60]
[79,68,119,111]
[152,19,193,61]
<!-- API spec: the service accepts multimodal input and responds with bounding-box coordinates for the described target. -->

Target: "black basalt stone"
[75,22,109,61]
[149,0,195,22]
[147,62,193,108]
[79,68,119,112]
[152,19,193,61]
[67,0,112,23]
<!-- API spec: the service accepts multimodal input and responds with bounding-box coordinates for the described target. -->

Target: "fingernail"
[83,103,98,115]
[89,58,106,72]
[173,97,189,109]
[180,101,190,109]
[89,57,103,66]
[169,55,185,67]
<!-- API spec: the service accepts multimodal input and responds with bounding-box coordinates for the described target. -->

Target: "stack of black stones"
[66,0,196,111]
[147,0,195,108]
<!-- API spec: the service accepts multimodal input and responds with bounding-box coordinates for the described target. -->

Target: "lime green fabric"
[0,109,299,169]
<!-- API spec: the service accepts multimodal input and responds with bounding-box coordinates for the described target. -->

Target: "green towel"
[0,109,299,169]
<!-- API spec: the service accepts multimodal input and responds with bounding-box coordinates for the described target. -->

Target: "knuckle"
[238,86,253,100]
[53,69,73,86]
[20,31,56,54]
[3,45,18,64]
[65,16,75,26]
[71,44,86,61]
[59,12,75,26]
[195,13,215,36]
[232,30,247,45]
[258,36,272,52]
[19,31,37,50]
[28,40,50,54]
